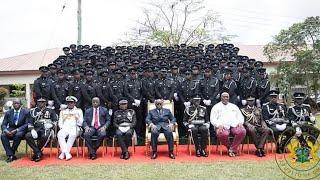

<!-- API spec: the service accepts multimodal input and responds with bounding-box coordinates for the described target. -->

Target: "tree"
[118,0,234,46]
[264,16,320,100]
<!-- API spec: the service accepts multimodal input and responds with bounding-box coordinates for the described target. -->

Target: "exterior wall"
[0,74,38,108]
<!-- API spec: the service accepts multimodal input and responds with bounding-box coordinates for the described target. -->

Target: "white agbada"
[210,102,244,129]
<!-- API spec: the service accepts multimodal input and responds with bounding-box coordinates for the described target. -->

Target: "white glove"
[174,93,179,101]
[184,101,191,108]
[206,100,211,106]
[310,116,316,123]
[109,109,113,116]
[216,94,220,100]
[31,129,38,139]
[188,124,195,129]
[295,127,302,137]
[241,100,247,106]
[276,124,287,131]
[256,99,261,107]
[134,99,141,107]
[204,123,210,129]
[44,123,53,129]
[237,96,240,101]
[60,104,67,110]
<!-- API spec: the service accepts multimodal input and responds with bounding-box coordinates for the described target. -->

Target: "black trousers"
[83,127,106,155]
[270,125,293,149]
[190,125,209,149]
[245,124,269,149]
[1,128,26,156]
[151,127,174,153]
[115,128,134,153]
[131,104,145,138]
[25,128,50,155]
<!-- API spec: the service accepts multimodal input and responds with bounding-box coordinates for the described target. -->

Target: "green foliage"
[264,16,320,98]
[0,87,8,101]
[10,84,25,97]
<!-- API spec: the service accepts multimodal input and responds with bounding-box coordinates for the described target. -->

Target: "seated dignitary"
[83,97,110,160]
[57,96,83,160]
[262,90,288,153]
[145,99,176,159]
[210,92,246,157]
[113,98,137,160]
[240,95,269,157]
[287,92,319,146]
[1,99,29,162]
[25,98,57,161]
[183,96,210,157]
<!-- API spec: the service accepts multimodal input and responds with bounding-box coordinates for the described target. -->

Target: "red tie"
[94,108,99,129]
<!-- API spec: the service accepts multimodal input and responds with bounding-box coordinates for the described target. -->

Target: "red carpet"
[11,143,276,167]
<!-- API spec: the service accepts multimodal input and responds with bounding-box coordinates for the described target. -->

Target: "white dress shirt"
[210,102,244,129]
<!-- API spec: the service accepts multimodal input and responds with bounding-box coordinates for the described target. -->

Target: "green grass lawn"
[1,115,320,179]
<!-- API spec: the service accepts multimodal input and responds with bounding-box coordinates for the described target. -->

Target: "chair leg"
[50,139,53,158]
[82,140,85,158]
[188,135,192,156]
[247,137,250,154]
[102,139,105,157]
[76,138,79,158]
[112,138,115,157]
[208,136,211,156]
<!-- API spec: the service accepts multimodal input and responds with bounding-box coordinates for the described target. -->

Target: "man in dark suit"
[145,99,176,159]
[83,97,111,159]
[1,99,29,162]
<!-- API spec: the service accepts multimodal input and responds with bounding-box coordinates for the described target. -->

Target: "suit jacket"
[145,108,176,130]
[83,106,111,129]
[1,108,29,133]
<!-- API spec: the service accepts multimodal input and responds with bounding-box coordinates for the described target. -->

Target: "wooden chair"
[145,100,179,156]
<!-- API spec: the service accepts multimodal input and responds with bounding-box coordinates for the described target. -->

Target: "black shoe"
[6,156,14,163]
[276,147,284,154]
[31,154,37,161]
[124,152,130,160]
[255,149,263,157]
[91,154,97,160]
[200,149,208,157]
[34,154,42,162]
[151,152,158,159]
[261,149,266,156]
[196,149,201,157]
[169,152,175,159]
[120,152,125,159]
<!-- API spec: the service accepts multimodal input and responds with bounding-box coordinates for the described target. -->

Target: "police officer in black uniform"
[109,69,126,110]
[25,98,57,161]
[262,90,289,153]
[33,66,54,101]
[51,69,69,113]
[256,68,270,107]
[155,67,174,101]
[68,69,84,109]
[178,69,200,136]
[287,92,319,146]
[200,66,220,113]
[221,68,238,105]
[96,70,113,108]
[124,68,144,138]
[239,66,257,107]
[81,69,98,110]
[183,96,210,157]
[113,98,137,160]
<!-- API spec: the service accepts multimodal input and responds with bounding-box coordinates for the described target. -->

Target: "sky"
[0,0,319,58]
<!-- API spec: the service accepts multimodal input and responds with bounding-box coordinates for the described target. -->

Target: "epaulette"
[262,102,269,106]
[302,104,310,107]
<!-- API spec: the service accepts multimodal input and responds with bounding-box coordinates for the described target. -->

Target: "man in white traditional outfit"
[210,92,246,157]
[57,96,83,160]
